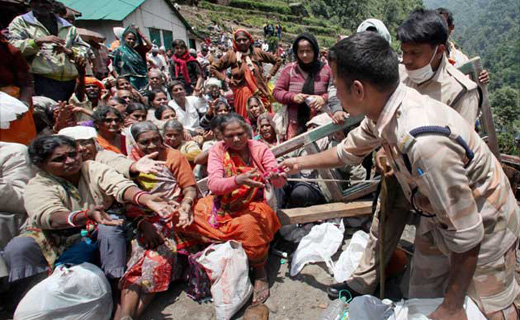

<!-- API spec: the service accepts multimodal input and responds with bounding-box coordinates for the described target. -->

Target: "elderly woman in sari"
[246,95,267,134]
[118,121,198,319]
[2,135,176,307]
[256,113,279,148]
[210,29,282,118]
[113,26,152,91]
[181,113,285,305]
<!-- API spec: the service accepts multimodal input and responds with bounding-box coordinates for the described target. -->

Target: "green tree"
[491,86,520,155]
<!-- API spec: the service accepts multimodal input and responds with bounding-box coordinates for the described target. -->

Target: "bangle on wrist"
[136,218,146,230]
[133,191,148,206]
[234,175,240,186]
[67,210,82,227]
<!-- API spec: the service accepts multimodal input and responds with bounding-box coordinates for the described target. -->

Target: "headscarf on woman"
[112,26,148,90]
[292,32,324,132]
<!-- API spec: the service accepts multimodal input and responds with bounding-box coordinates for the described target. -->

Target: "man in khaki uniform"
[329,9,481,300]
[281,32,519,320]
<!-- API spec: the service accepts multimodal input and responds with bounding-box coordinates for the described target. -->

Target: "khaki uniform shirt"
[337,84,519,264]
[24,161,135,229]
[400,56,479,125]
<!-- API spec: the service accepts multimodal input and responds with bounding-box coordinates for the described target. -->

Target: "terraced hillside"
[178,0,348,49]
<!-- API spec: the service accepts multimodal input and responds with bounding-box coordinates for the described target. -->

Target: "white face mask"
[406,45,438,84]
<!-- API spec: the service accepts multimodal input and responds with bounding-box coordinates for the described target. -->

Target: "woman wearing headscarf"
[210,29,282,118]
[112,25,152,91]
[273,33,333,140]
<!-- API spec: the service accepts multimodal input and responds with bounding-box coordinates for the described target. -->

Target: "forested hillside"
[425,0,520,154]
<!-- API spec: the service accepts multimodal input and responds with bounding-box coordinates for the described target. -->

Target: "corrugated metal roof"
[60,0,146,21]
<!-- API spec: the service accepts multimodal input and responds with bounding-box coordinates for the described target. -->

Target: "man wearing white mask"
[328,9,480,300]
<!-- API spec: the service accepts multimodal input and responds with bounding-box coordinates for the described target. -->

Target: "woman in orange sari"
[210,29,282,118]
[181,113,285,304]
[93,106,128,155]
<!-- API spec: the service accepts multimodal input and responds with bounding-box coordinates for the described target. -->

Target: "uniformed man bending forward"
[281,32,520,320]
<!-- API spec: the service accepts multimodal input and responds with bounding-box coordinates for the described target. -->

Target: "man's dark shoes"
[327,282,364,300]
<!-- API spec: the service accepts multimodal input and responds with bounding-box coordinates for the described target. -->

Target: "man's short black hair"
[328,32,399,92]
[436,7,454,28]
[397,9,449,46]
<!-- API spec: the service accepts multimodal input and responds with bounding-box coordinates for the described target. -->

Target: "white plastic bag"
[290,221,344,276]
[197,241,253,320]
[333,230,369,282]
[14,262,112,320]
[273,105,288,138]
[0,92,28,129]
[389,296,486,320]
[349,295,394,320]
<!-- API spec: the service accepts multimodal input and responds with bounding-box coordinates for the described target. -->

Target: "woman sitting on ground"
[180,113,285,305]
[93,106,128,154]
[246,96,266,134]
[147,89,169,123]
[2,135,176,310]
[119,122,198,320]
[124,103,148,128]
[200,97,233,131]
[154,105,177,121]
[163,120,202,166]
[256,113,279,148]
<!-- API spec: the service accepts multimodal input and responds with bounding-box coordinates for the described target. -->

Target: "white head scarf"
[58,126,98,140]
[356,18,392,44]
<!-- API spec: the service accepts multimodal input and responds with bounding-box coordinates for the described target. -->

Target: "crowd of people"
[0,0,517,319]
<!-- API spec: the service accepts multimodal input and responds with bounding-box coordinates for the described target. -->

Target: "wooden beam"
[342,177,380,202]
[270,114,364,158]
[278,201,373,225]
[458,57,501,160]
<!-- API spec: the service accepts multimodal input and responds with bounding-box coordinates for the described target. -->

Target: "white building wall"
[124,0,188,47]
[75,20,123,46]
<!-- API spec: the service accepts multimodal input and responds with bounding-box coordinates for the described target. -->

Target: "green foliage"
[491,86,520,154]
[424,0,520,154]
[229,0,292,15]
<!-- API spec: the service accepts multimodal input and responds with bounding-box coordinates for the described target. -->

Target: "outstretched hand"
[88,206,123,226]
[143,194,177,220]
[236,169,265,188]
[133,151,166,174]
[279,158,302,175]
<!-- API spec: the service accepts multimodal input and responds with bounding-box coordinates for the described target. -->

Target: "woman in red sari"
[117,121,197,320]
[181,113,285,304]
[210,29,282,118]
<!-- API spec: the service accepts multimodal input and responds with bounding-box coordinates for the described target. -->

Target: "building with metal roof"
[60,0,202,49]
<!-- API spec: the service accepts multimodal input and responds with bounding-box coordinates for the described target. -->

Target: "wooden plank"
[303,142,345,202]
[270,114,364,158]
[278,201,373,225]
[342,178,380,202]
[458,57,501,160]
[501,154,520,171]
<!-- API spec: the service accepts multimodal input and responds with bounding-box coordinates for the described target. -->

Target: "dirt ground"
[140,224,416,320]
